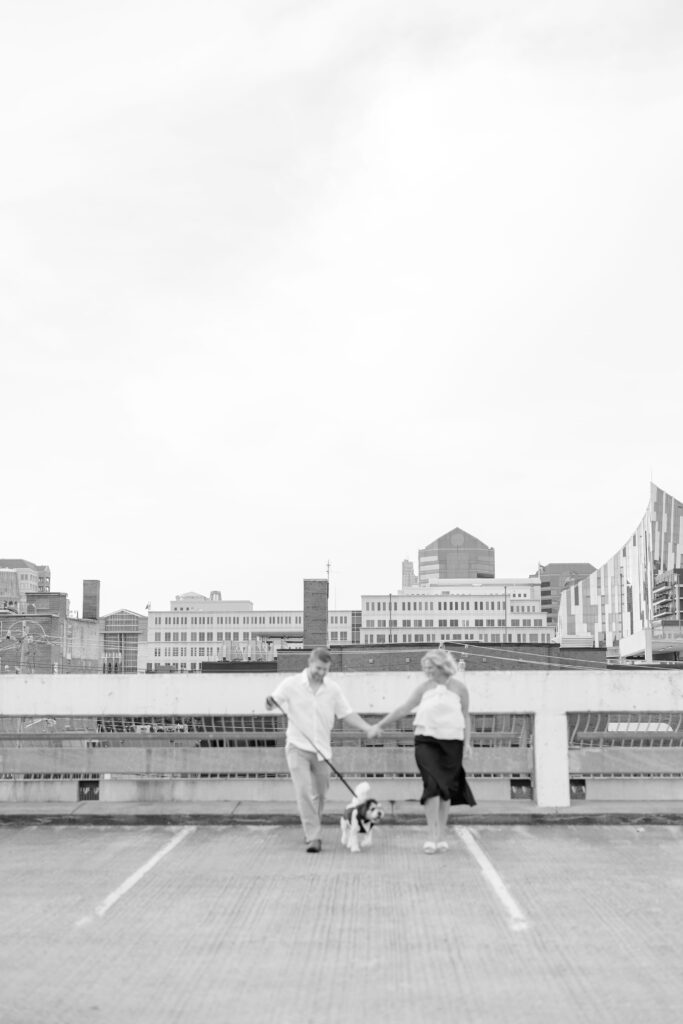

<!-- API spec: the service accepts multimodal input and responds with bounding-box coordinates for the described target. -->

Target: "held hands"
[366,724,383,740]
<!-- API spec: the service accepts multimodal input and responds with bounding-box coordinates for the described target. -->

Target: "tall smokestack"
[303,579,329,648]
[83,580,100,620]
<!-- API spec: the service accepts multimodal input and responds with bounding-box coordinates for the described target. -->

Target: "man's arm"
[265,679,289,711]
[341,711,372,737]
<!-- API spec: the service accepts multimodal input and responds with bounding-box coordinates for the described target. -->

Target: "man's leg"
[285,745,325,843]
[310,756,330,828]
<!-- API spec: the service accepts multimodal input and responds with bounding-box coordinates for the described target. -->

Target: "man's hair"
[309,647,333,664]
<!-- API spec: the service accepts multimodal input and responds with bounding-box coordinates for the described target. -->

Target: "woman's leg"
[437,798,451,841]
[424,796,440,843]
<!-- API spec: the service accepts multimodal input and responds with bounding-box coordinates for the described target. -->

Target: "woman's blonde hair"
[421,649,459,676]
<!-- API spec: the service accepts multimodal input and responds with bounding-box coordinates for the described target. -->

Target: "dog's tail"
[346,781,371,808]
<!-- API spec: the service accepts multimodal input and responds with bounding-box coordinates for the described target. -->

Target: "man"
[266,647,372,853]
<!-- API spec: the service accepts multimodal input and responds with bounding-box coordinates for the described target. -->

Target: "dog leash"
[268,696,358,798]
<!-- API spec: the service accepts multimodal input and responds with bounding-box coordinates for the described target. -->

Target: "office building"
[361,578,552,645]
[418,528,495,583]
[534,562,596,628]
[402,560,418,587]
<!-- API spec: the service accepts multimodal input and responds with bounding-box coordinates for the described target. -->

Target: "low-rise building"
[0,559,51,611]
[101,609,147,673]
[144,591,359,672]
[0,591,100,673]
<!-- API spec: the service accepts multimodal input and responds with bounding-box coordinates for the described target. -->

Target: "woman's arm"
[453,678,472,754]
[375,681,430,731]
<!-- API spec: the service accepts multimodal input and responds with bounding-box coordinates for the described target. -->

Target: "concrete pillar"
[534,711,570,807]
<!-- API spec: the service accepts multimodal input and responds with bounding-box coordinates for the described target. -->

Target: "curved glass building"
[558,484,683,659]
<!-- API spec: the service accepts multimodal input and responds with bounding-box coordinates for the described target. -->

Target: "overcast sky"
[3,0,683,616]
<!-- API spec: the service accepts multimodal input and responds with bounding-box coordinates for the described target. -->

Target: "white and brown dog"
[340,782,384,853]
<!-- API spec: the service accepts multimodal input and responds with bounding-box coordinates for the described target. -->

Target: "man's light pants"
[285,744,330,843]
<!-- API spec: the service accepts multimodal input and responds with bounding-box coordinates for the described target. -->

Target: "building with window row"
[361,578,553,646]
[143,591,360,672]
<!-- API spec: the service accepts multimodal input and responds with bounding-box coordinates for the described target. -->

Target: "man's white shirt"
[271,670,353,761]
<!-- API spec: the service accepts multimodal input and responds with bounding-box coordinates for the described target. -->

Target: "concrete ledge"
[2,800,683,826]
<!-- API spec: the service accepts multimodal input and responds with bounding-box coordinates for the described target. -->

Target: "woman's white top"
[413,682,465,740]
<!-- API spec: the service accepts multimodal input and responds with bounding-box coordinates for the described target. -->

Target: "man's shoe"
[306,839,322,853]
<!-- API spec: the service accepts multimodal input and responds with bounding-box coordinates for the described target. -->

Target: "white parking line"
[75,826,195,927]
[454,825,530,932]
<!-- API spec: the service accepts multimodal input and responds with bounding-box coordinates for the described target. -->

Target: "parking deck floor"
[2,808,683,1023]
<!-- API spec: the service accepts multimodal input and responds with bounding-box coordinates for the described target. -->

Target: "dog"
[339,782,384,853]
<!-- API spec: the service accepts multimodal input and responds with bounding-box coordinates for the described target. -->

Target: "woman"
[368,649,476,853]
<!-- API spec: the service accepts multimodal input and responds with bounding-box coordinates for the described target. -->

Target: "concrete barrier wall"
[0,780,79,802]
[0,777,514,805]
[2,669,682,717]
[585,778,683,800]
[1,670,682,807]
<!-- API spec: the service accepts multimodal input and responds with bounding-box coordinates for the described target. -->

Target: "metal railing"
[0,713,533,781]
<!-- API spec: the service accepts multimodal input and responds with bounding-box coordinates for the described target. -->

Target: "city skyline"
[3,2,683,617]
[5,478,680,618]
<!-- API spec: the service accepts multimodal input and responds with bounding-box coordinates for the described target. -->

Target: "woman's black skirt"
[414,735,477,807]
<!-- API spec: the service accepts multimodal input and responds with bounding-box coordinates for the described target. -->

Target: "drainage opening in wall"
[78,779,100,801]
[510,778,533,800]
[570,778,586,800]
